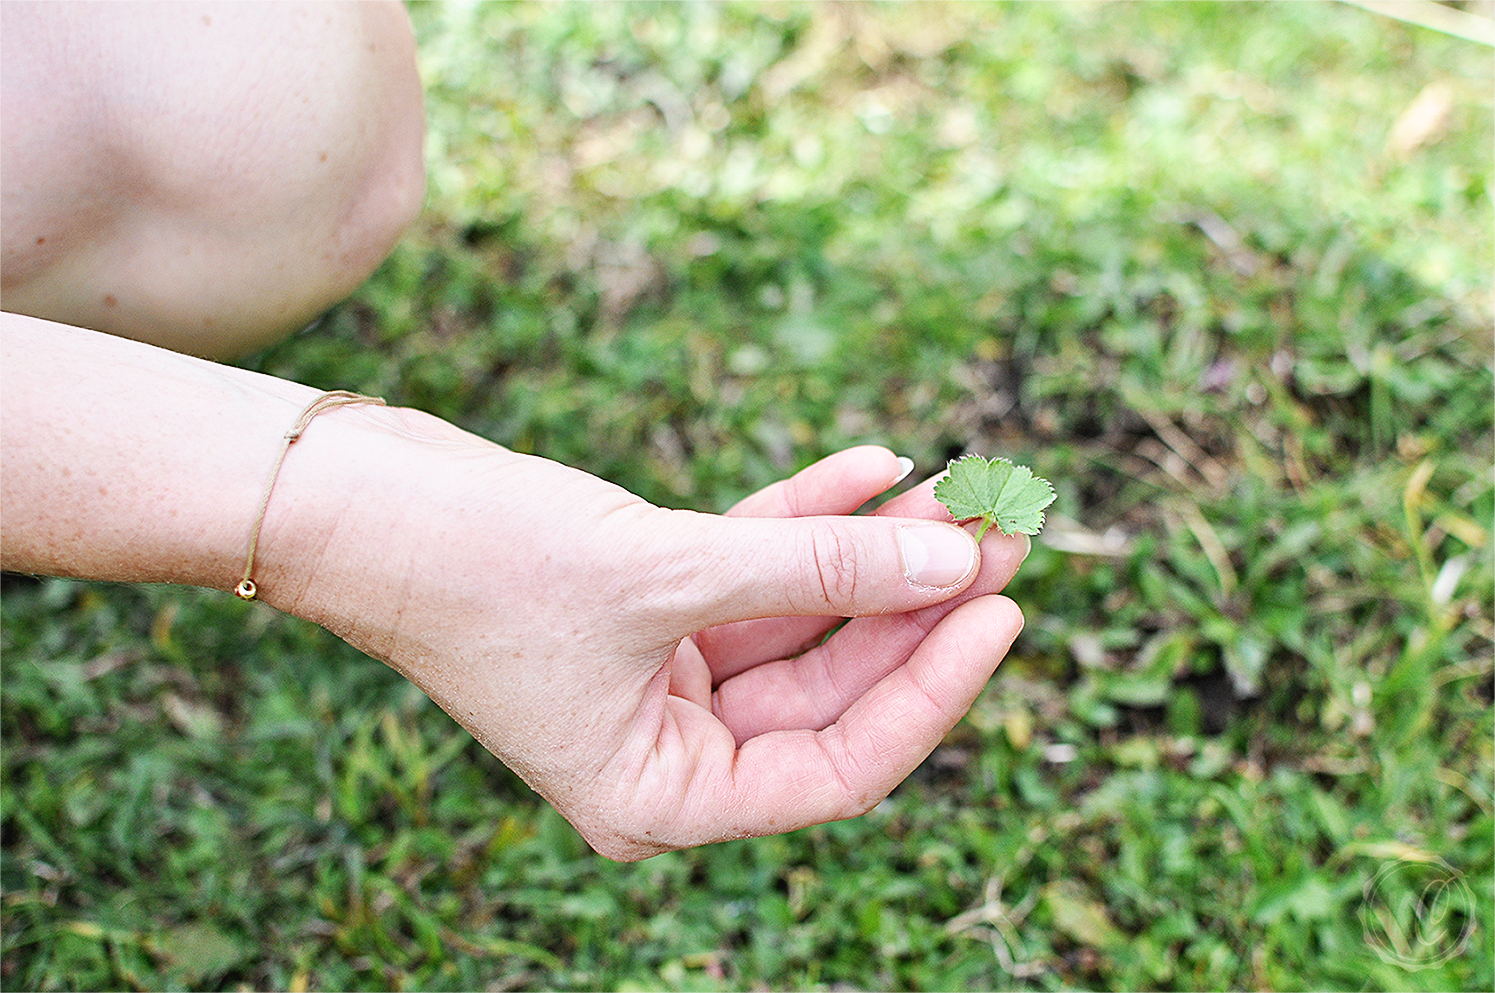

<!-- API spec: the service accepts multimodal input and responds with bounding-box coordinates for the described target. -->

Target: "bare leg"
[1,1,425,358]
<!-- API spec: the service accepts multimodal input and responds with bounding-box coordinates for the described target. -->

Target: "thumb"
[659,513,980,630]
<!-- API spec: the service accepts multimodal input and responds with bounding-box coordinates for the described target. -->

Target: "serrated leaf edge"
[933,454,1054,537]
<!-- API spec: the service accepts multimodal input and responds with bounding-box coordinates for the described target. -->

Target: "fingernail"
[898,524,977,589]
[1020,533,1032,564]
[893,456,915,485]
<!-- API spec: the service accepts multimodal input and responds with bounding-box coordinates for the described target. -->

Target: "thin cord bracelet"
[234,390,386,601]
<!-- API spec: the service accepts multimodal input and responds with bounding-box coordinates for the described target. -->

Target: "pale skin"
[1,0,426,357]
[0,3,1029,860]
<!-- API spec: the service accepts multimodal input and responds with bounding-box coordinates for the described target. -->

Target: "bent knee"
[1,1,425,358]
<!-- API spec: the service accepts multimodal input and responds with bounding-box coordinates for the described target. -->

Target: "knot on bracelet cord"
[234,391,386,601]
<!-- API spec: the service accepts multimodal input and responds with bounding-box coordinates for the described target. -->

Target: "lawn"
[3,2,1491,990]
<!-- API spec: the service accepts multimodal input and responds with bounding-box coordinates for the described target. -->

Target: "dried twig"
[1341,0,1495,46]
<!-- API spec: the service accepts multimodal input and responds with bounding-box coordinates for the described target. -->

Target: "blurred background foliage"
[3,2,1492,990]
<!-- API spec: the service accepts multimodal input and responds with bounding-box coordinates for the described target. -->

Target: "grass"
[3,2,1492,989]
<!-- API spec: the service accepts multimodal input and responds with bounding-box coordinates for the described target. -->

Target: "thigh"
[1,1,425,358]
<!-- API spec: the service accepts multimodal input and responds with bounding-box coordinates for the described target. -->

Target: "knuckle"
[826,742,891,819]
[802,523,863,611]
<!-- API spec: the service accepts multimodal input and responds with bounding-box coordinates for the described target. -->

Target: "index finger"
[866,471,951,521]
[725,445,910,518]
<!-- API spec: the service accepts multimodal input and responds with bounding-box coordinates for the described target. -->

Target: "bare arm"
[1,313,325,585]
[2,316,1028,859]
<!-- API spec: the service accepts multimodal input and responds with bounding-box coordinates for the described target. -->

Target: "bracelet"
[234,390,386,601]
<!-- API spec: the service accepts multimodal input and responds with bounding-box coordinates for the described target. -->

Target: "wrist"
[231,392,387,602]
[244,403,524,662]
[245,400,409,620]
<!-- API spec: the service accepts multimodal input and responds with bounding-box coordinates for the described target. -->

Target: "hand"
[264,410,1027,860]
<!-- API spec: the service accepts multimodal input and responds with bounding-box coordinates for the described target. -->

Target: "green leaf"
[933,455,1056,538]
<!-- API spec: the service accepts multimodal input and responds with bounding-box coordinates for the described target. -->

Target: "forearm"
[1,313,340,590]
